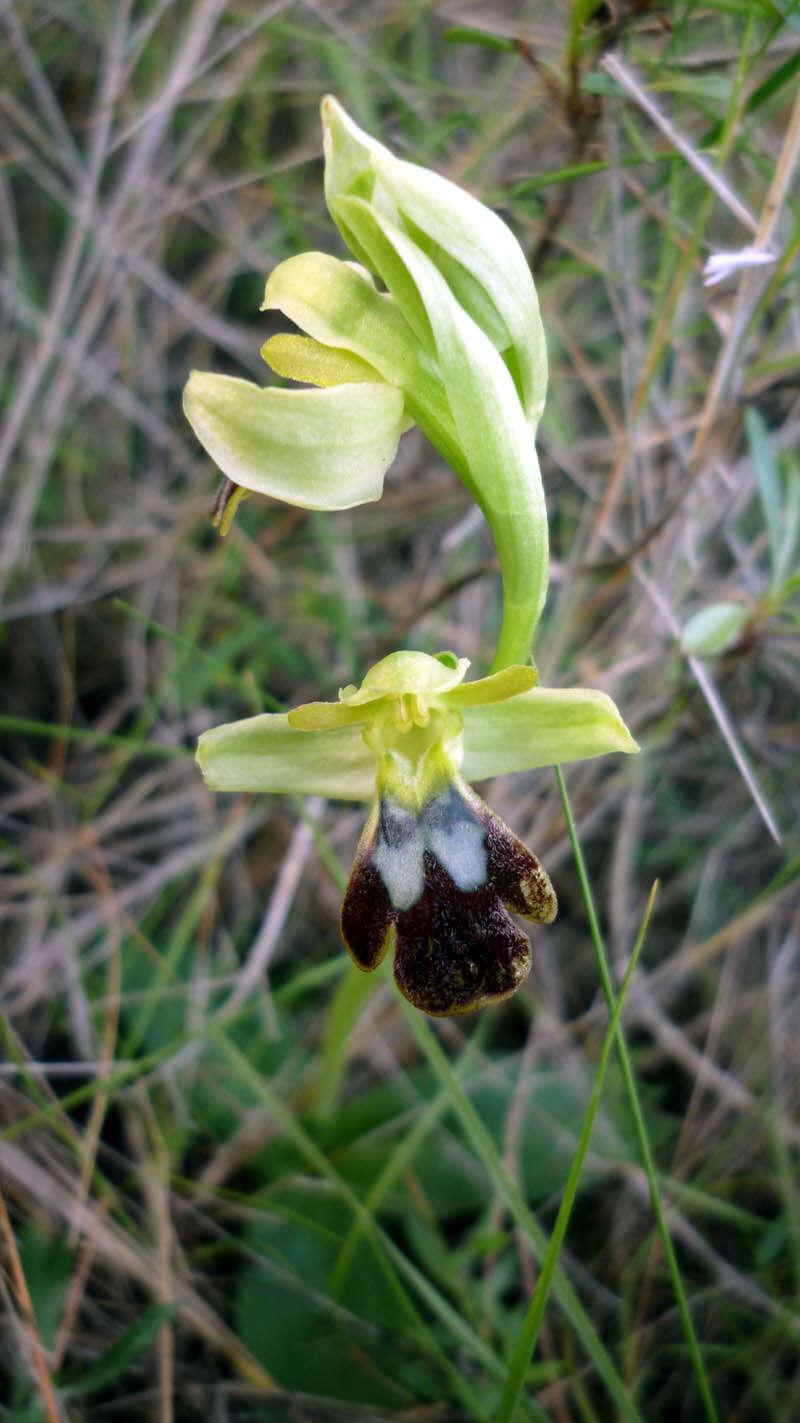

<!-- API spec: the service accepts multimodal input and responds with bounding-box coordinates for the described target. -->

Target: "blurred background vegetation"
[1,2,799,1419]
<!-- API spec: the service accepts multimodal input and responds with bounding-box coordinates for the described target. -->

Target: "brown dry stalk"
[0,1187,61,1423]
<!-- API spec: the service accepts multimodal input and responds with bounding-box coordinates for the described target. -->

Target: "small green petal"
[183,371,405,512]
[287,701,373,730]
[444,664,537,707]
[197,713,375,801]
[461,687,639,781]
[262,253,423,389]
[262,251,467,488]
[261,333,384,388]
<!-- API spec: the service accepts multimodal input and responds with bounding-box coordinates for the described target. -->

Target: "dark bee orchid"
[187,102,639,1013]
[197,652,637,1016]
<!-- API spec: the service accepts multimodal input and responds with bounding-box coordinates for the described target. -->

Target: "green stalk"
[496,882,658,1423]
[555,766,719,1423]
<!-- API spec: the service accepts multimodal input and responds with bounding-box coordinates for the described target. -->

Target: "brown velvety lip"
[340,780,556,1016]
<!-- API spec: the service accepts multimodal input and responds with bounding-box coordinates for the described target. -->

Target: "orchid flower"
[197,652,637,1016]
[187,101,640,1015]
[184,95,550,669]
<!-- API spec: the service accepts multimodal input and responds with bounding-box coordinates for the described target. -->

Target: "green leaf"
[775,571,800,601]
[768,0,800,36]
[776,458,800,589]
[183,372,406,511]
[311,963,377,1116]
[197,713,375,800]
[582,73,626,96]
[650,74,731,101]
[443,26,517,52]
[746,406,782,584]
[460,687,639,780]
[59,1305,176,1398]
[746,46,800,114]
[18,1223,73,1350]
[681,602,750,657]
[234,1210,416,1403]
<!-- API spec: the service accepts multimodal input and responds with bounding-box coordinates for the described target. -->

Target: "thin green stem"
[496,881,658,1423]
[490,595,540,675]
[555,765,719,1423]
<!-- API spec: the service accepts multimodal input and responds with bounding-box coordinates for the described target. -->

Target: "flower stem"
[490,598,538,674]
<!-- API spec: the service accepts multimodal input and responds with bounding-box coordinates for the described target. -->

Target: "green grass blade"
[58,1304,176,1398]
[556,767,719,1423]
[211,1024,508,1421]
[746,406,783,587]
[496,883,658,1423]
[398,1003,646,1423]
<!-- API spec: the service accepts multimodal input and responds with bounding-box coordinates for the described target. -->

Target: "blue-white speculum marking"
[288,650,557,1016]
[373,786,488,911]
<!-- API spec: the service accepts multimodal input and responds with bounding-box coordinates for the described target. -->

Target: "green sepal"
[347,650,470,702]
[198,683,637,804]
[461,687,639,781]
[196,714,374,801]
[183,371,405,511]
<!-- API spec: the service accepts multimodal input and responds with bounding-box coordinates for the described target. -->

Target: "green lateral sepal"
[183,371,406,511]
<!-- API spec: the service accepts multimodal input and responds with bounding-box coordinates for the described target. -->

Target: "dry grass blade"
[0,1188,61,1422]
[0,1142,277,1392]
